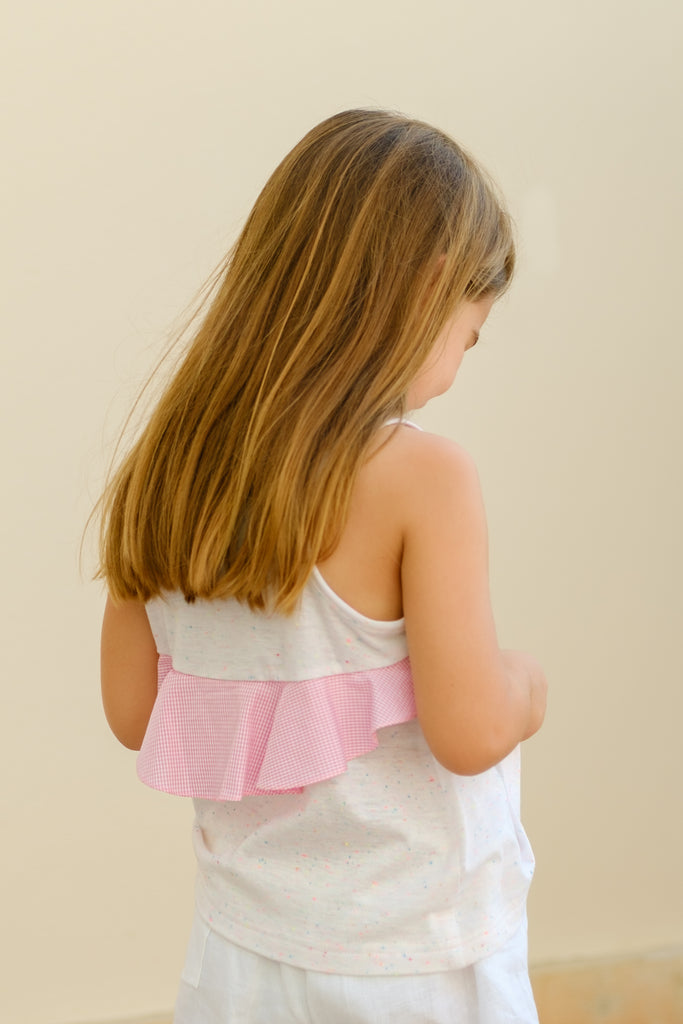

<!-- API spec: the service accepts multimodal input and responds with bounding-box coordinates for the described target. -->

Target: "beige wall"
[2,1,681,1021]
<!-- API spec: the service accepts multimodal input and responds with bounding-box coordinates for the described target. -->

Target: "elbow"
[417,680,528,777]
[423,726,519,777]
[117,732,144,752]
[102,705,149,751]
[429,748,504,777]
[107,721,146,752]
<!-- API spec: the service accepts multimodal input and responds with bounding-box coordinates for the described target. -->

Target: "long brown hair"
[96,109,514,612]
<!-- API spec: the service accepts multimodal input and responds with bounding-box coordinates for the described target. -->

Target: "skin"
[407,296,494,410]
[101,591,159,750]
[102,297,547,768]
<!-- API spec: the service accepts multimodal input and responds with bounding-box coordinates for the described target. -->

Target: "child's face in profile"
[407,295,495,410]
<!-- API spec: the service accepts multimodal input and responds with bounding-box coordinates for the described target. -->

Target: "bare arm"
[400,432,547,775]
[100,596,159,750]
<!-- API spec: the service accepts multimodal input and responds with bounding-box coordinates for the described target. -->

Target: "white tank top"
[140,569,534,975]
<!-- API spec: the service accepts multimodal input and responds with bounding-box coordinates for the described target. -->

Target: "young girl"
[98,109,547,1023]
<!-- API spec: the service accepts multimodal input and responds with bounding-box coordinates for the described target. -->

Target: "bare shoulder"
[370,421,478,472]
[319,424,483,620]
[367,423,483,521]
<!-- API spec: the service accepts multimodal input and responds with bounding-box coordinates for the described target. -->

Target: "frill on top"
[137,654,416,801]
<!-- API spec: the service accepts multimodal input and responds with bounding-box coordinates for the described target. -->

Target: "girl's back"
[97,109,546,1022]
[138,422,534,976]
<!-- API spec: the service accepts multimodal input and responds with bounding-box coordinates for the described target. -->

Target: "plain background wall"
[2,2,681,1022]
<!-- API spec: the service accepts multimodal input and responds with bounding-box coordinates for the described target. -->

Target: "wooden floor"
[531,950,683,1024]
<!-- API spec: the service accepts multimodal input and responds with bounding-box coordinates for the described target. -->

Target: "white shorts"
[173,912,538,1024]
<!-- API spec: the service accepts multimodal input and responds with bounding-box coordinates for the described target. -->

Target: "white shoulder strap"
[384,417,424,431]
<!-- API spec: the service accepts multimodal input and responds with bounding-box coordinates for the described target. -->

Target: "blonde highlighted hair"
[96,109,514,612]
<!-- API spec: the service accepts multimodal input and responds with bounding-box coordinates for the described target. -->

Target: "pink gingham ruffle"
[137,655,416,801]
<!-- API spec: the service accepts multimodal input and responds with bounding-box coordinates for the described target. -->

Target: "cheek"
[444,345,465,382]
[431,351,464,399]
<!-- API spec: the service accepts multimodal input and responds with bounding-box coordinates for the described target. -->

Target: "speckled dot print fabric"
[173,911,538,1023]
[142,568,534,976]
